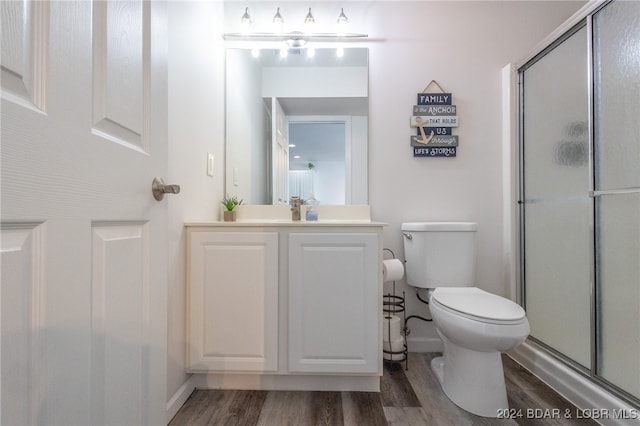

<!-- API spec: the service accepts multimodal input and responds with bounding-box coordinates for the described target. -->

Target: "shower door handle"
[590,187,640,197]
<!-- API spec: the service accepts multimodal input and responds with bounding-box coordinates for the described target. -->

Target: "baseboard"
[192,373,380,392]
[166,375,197,424]
[509,341,640,426]
[406,336,443,353]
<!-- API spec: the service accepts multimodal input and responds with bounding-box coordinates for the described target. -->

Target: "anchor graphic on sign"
[412,117,434,145]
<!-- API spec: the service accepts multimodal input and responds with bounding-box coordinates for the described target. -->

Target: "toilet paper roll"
[382,259,404,282]
[383,336,405,353]
[383,336,405,360]
[383,315,402,342]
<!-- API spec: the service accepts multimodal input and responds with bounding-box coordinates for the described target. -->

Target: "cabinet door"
[288,233,380,373]
[188,232,278,372]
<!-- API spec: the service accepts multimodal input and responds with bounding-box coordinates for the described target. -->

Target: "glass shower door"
[593,0,640,399]
[521,25,592,368]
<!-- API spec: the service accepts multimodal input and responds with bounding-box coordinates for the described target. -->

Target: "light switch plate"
[207,153,214,177]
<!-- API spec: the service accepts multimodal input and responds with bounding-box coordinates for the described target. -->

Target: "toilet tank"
[401,222,477,289]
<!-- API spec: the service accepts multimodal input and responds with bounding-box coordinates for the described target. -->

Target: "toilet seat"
[431,287,526,325]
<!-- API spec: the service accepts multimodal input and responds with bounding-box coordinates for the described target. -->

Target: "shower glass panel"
[593,0,640,399]
[596,194,640,398]
[521,25,591,368]
[593,1,640,190]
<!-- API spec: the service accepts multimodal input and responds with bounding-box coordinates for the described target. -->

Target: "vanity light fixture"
[336,8,348,26]
[240,7,252,33]
[304,8,316,27]
[223,6,367,47]
[272,7,284,32]
[273,7,284,24]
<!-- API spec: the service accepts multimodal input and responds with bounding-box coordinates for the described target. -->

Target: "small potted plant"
[221,194,243,222]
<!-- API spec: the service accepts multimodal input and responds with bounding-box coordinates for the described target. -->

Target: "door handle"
[152,177,181,201]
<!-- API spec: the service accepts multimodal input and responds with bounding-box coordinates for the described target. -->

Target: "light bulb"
[336,8,348,26]
[240,7,252,33]
[304,8,315,27]
[272,7,284,33]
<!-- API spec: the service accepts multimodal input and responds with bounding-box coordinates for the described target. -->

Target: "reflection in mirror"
[225,48,368,205]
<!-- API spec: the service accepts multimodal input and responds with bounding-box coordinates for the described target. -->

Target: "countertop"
[184,220,386,227]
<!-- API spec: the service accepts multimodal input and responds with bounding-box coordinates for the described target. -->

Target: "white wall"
[167,0,587,405]
[290,0,582,349]
[349,0,586,349]
[263,66,368,98]
[167,0,225,405]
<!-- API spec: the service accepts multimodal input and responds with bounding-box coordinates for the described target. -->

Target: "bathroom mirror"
[225,47,368,205]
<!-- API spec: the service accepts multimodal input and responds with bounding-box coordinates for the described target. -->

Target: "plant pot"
[223,210,237,222]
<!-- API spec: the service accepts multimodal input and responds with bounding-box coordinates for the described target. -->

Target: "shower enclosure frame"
[516,0,640,409]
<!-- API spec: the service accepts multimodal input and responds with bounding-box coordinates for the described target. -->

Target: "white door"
[271,97,289,205]
[1,1,168,425]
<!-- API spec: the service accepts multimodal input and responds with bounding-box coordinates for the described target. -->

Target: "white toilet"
[401,222,530,418]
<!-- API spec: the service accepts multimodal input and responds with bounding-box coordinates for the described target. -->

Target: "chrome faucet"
[290,196,302,221]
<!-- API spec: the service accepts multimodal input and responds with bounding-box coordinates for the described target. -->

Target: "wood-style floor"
[169,353,598,425]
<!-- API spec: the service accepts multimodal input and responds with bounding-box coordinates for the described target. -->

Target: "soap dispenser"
[290,196,302,221]
[305,194,318,221]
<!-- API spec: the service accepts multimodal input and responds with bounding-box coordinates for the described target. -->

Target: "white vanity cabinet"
[288,233,380,373]
[185,221,383,391]
[187,231,279,372]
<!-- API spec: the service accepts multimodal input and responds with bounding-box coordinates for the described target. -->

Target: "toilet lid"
[431,287,526,323]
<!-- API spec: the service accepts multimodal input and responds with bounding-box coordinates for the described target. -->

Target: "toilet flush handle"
[402,232,413,240]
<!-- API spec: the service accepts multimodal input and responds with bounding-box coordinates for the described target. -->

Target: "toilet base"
[431,355,445,383]
[431,344,508,418]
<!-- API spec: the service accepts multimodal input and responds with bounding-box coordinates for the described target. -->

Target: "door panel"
[593,0,640,399]
[521,25,591,368]
[0,0,48,111]
[593,1,640,191]
[0,223,44,426]
[288,233,379,374]
[188,232,279,372]
[520,0,640,404]
[596,194,640,398]
[92,0,147,151]
[90,223,147,425]
[1,1,168,424]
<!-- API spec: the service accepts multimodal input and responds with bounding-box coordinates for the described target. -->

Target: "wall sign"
[410,80,459,157]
